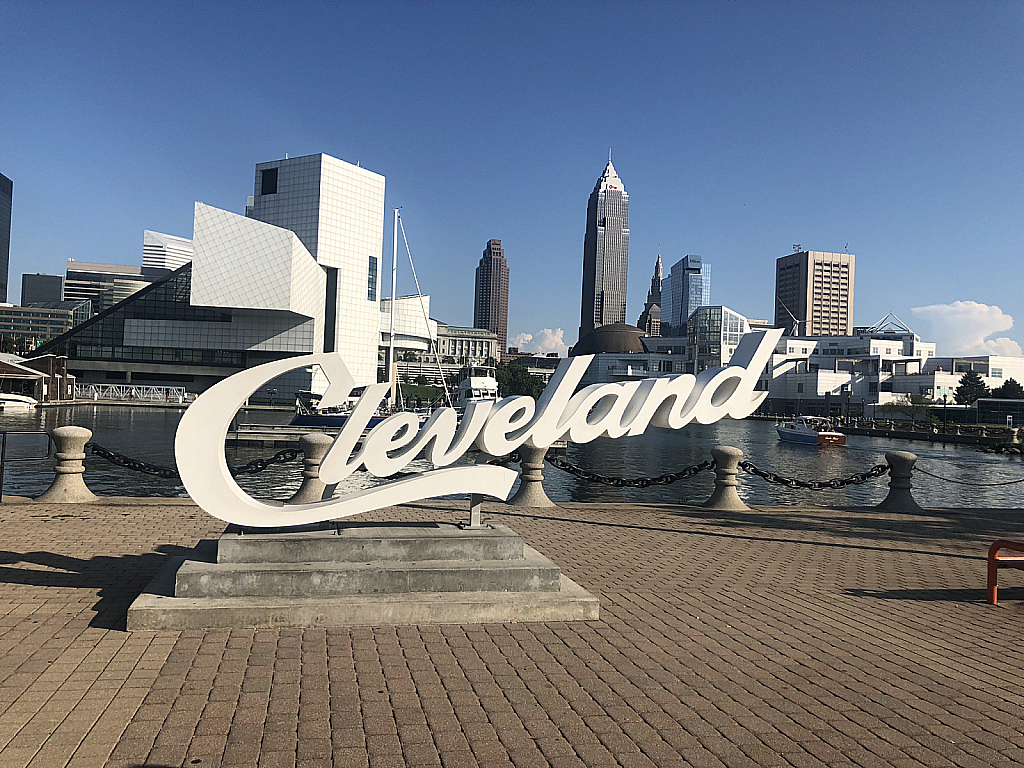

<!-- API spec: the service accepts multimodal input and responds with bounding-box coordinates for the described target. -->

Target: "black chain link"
[488,452,521,467]
[544,455,716,488]
[737,460,890,490]
[912,464,1024,487]
[84,442,302,479]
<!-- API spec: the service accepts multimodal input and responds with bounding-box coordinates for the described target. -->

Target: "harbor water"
[1,405,1022,508]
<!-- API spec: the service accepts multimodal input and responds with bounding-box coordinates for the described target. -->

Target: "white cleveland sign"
[175,329,783,527]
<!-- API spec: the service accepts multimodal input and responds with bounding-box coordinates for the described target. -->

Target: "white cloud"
[509,328,569,356]
[910,301,1023,356]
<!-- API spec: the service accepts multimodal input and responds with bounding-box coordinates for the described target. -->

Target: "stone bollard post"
[286,433,336,504]
[875,451,924,513]
[36,426,98,503]
[507,444,556,507]
[704,446,749,511]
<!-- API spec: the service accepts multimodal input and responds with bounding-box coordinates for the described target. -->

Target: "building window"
[797,383,804,393]
[367,256,378,301]
[260,168,278,195]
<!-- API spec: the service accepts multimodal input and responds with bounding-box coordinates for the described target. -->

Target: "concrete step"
[175,545,561,598]
[218,522,524,564]
[129,570,599,630]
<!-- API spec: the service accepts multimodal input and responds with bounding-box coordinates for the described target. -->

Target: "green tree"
[401,350,418,362]
[494,362,546,399]
[991,377,1024,399]
[954,370,989,405]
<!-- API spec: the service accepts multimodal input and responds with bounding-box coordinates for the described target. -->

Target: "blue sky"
[1,2,1021,356]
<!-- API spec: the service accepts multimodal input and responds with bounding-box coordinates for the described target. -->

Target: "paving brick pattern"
[0,496,1023,767]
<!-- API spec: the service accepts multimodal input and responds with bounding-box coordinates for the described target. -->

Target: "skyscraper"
[246,153,386,386]
[774,250,855,336]
[579,160,629,340]
[473,239,509,357]
[0,172,12,303]
[664,255,711,334]
[637,254,663,337]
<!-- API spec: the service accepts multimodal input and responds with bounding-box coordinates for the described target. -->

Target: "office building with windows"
[246,153,385,386]
[21,273,64,304]
[64,261,164,315]
[775,250,855,336]
[579,160,629,340]
[144,230,194,270]
[0,172,11,302]
[663,255,711,335]
[473,239,509,357]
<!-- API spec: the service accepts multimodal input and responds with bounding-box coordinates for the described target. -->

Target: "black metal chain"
[84,442,302,479]
[737,460,890,490]
[544,455,716,488]
[912,465,1024,487]
[488,452,521,467]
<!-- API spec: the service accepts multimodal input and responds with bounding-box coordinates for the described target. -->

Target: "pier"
[0,493,1022,767]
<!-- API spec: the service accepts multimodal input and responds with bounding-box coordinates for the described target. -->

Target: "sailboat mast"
[388,208,399,406]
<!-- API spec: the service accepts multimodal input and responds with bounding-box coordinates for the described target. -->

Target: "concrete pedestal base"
[128,522,599,629]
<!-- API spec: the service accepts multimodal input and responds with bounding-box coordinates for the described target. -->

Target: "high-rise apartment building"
[0,172,12,302]
[144,230,194,270]
[22,273,64,304]
[473,239,509,357]
[774,250,855,336]
[579,160,629,340]
[637,255,663,337]
[246,153,386,386]
[663,255,711,335]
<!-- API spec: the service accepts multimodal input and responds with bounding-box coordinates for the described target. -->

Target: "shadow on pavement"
[0,545,196,630]
[847,586,1024,603]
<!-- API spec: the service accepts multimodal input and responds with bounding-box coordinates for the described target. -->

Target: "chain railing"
[543,454,892,492]
[544,455,716,488]
[912,464,1024,487]
[737,460,891,490]
[84,442,301,479]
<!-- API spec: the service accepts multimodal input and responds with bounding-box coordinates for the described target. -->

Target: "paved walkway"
[0,496,1022,768]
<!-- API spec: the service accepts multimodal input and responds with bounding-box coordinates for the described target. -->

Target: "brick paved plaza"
[0,496,1022,768]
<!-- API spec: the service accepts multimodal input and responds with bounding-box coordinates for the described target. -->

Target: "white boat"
[776,416,846,446]
[453,366,500,411]
[0,393,39,411]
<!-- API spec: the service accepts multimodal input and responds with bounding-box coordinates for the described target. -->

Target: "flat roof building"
[21,273,64,304]
[775,250,855,336]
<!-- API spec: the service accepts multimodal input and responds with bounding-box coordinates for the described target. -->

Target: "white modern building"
[246,153,385,387]
[143,230,194,270]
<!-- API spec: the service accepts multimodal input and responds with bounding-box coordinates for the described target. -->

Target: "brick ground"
[0,496,1022,767]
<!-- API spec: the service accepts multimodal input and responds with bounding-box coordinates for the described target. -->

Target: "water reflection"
[1,406,1021,508]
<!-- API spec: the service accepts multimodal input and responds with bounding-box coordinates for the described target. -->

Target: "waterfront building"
[636,255,663,337]
[0,172,11,302]
[473,239,509,358]
[0,352,75,402]
[143,230,193,270]
[63,261,162,315]
[33,204,327,396]
[684,306,751,374]
[21,273,64,304]
[774,250,855,336]
[761,315,936,416]
[246,153,385,387]
[579,160,629,340]
[508,354,562,384]
[662,255,711,336]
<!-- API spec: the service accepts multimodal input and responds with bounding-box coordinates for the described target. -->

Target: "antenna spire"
[608,148,612,163]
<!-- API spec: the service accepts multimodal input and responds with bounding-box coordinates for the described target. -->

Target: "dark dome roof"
[570,324,647,356]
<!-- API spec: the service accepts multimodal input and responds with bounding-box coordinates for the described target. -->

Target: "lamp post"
[942,394,948,432]
[266,388,278,407]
